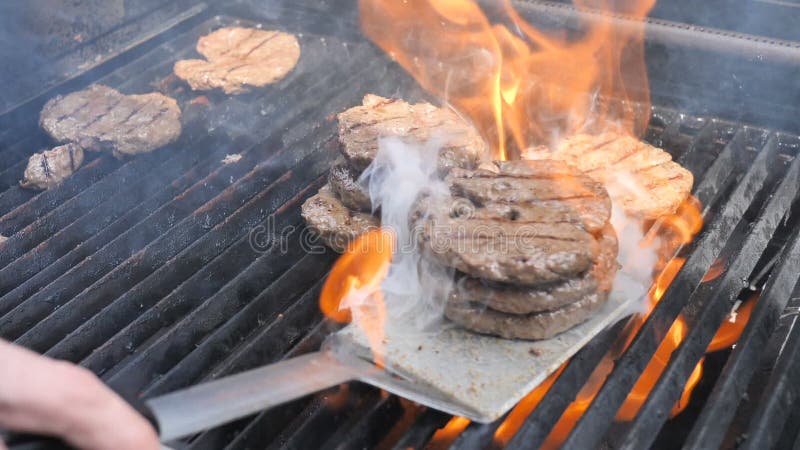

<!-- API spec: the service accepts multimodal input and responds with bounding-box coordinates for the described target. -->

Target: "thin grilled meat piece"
[21,143,85,190]
[301,184,380,253]
[329,157,372,212]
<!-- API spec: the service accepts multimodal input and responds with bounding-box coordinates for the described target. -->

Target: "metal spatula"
[146,273,643,442]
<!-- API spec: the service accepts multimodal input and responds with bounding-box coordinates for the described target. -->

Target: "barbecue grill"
[1,0,800,449]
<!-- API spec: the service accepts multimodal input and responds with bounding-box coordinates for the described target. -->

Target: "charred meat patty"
[301,184,380,253]
[337,94,486,173]
[413,160,612,286]
[448,224,618,314]
[524,133,694,219]
[328,157,371,212]
[444,290,609,340]
[174,27,301,94]
[40,85,182,158]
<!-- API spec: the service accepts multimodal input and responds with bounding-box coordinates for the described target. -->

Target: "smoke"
[359,136,455,330]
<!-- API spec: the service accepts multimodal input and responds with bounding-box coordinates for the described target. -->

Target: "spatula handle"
[146,351,363,441]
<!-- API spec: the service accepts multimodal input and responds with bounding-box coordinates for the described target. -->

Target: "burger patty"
[39,85,182,158]
[448,224,618,314]
[337,94,486,173]
[413,160,611,285]
[20,143,84,190]
[444,290,609,340]
[328,157,371,212]
[174,27,301,94]
[301,184,380,253]
[524,133,693,218]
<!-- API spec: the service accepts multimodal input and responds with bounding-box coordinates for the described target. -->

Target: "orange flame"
[337,1,755,446]
[320,228,395,366]
[490,193,756,447]
[360,0,655,159]
[707,292,756,353]
[426,416,471,450]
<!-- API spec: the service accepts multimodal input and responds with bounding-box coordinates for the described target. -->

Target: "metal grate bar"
[2,147,327,346]
[320,395,405,450]
[51,193,316,367]
[616,141,800,449]
[683,204,800,448]
[136,254,332,397]
[0,39,380,319]
[560,134,782,449]
[193,319,334,449]
[740,291,800,450]
[389,410,451,450]
[505,320,628,450]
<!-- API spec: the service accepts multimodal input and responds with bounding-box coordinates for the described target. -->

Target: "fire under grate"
[1,3,800,450]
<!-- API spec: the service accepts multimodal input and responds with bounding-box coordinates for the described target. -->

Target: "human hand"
[0,339,159,450]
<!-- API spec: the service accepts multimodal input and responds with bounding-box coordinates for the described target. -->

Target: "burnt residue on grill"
[2,2,800,450]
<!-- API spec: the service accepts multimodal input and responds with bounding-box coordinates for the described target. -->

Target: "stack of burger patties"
[412,159,620,340]
[302,94,486,252]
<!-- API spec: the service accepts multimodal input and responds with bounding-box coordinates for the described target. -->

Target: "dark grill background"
[1,1,800,449]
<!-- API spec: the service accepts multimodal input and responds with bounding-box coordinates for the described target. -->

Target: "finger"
[0,437,7,450]
[53,364,160,450]
[0,341,159,450]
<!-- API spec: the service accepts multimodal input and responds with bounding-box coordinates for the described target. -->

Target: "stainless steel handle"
[147,351,366,441]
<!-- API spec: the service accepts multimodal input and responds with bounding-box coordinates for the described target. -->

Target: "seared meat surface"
[40,85,182,158]
[413,160,611,285]
[20,143,84,190]
[337,94,486,173]
[174,27,300,94]
[444,290,608,340]
[329,157,371,212]
[448,225,618,314]
[524,133,693,218]
[301,185,380,253]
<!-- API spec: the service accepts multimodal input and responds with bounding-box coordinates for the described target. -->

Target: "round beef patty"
[174,27,301,94]
[40,85,182,157]
[413,160,612,286]
[329,157,371,212]
[448,224,619,314]
[301,184,379,253]
[337,94,486,173]
[444,290,609,340]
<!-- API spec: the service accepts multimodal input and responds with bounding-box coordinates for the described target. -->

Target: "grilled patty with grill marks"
[413,160,611,285]
[40,85,182,158]
[447,224,618,314]
[174,27,301,94]
[524,132,693,218]
[337,94,486,173]
[444,290,609,340]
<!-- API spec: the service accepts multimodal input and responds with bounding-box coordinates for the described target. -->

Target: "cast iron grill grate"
[1,3,799,449]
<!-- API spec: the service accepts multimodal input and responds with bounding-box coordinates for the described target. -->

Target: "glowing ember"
[320,228,395,366]
[360,0,655,159]
[494,365,564,446]
[426,416,471,450]
[707,293,757,353]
